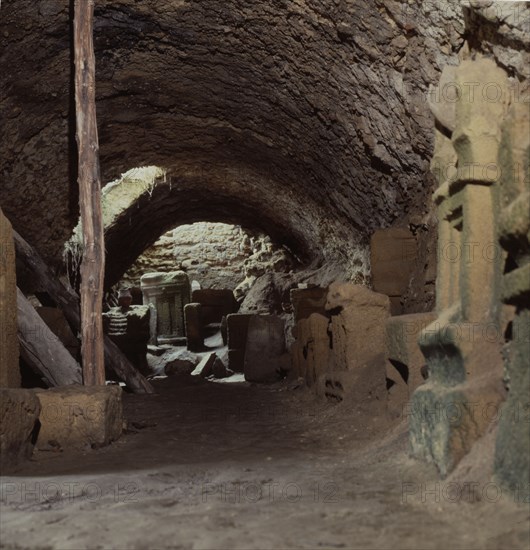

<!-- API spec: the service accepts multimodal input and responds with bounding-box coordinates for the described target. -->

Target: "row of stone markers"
[289,281,436,412]
[290,69,530,490]
[222,277,433,395]
[136,272,240,352]
[113,269,290,382]
[104,272,195,373]
[410,56,529,490]
[0,208,124,471]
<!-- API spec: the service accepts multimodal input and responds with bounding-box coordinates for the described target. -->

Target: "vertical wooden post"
[74,0,106,386]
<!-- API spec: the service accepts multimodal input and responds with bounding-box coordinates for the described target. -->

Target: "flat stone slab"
[199,353,218,378]
[0,389,41,470]
[227,314,253,351]
[34,385,123,451]
[244,315,285,383]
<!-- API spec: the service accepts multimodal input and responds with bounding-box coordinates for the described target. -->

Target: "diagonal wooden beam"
[14,230,154,394]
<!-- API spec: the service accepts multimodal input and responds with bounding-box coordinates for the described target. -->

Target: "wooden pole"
[14,231,155,394]
[74,0,105,386]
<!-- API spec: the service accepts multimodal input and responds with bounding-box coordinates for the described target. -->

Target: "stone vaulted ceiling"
[3,0,521,280]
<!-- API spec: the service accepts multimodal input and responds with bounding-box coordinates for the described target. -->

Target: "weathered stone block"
[0,389,40,470]
[385,312,437,415]
[212,357,229,379]
[0,208,20,388]
[326,283,390,370]
[141,271,191,344]
[409,377,506,478]
[227,314,253,350]
[228,349,245,374]
[290,286,328,324]
[316,353,387,414]
[34,385,123,451]
[244,315,285,383]
[164,359,195,377]
[291,313,331,386]
[191,289,238,325]
[370,228,417,303]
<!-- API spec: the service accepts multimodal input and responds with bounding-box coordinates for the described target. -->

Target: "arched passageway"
[98,168,329,289]
[1,1,529,549]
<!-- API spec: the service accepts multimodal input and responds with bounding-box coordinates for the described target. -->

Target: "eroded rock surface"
[1,0,479,280]
[34,385,123,451]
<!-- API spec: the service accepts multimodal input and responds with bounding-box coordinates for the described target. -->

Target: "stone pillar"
[494,101,530,491]
[410,59,511,476]
[0,208,20,388]
[140,271,191,345]
[184,303,203,352]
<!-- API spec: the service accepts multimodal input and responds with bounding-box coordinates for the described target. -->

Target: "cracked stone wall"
[1,1,527,287]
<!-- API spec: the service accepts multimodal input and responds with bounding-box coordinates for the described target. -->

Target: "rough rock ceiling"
[2,0,523,278]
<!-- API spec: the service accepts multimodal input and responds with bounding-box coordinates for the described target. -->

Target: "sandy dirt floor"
[1,374,529,550]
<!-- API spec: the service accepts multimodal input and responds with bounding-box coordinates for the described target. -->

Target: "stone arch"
[68,166,336,289]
